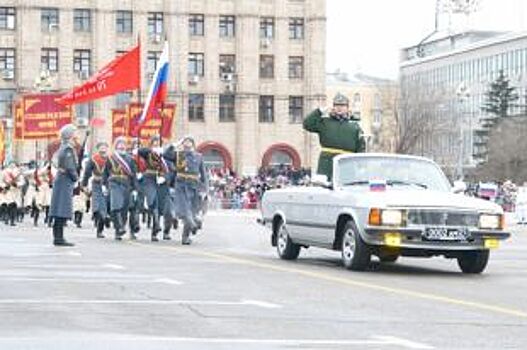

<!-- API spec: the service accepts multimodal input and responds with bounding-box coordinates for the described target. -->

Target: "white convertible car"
[259,154,510,274]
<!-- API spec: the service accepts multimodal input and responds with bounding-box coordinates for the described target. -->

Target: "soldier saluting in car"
[303,93,366,181]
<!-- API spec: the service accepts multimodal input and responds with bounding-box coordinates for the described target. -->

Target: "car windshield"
[336,156,451,192]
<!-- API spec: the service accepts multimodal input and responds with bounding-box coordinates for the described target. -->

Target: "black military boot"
[182,223,192,245]
[151,212,161,242]
[112,211,126,240]
[33,208,40,227]
[95,213,105,238]
[53,220,74,247]
[9,204,16,226]
[74,212,82,228]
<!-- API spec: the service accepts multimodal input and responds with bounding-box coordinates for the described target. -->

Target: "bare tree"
[395,83,451,156]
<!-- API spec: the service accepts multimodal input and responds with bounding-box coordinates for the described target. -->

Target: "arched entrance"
[197,141,233,170]
[261,143,301,169]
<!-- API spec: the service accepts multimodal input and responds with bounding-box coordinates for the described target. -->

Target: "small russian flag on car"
[369,179,386,192]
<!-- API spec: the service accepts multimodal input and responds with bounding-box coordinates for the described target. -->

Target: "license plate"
[423,227,468,241]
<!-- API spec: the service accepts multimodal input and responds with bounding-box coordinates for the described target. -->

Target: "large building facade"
[399,31,527,177]
[0,0,326,175]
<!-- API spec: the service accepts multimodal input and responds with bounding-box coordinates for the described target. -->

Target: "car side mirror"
[311,174,332,189]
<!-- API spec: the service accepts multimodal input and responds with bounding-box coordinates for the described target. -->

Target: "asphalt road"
[0,211,526,350]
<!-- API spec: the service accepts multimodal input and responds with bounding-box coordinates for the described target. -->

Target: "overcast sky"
[326,0,527,79]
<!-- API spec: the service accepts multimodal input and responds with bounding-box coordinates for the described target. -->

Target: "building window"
[115,92,132,109]
[75,103,93,123]
[188,53,204,76]
[289,56,304,79]
[289,96,304,123]
[0,89,16,118]
[74,9,91,32]
[0,7,16,30]
[289,18,304,39]
[147,51,161,74]
[260,55,274,79]
[0,48,15,78]
[219,94,235,122]
[260,17,274,39]
[259,96,274,123]
[219,54,235,77]
[148,12,163,37]
[270,150,293,167]
[219,15,235,38]
[73,49,91,75]
[352,93,361,118]
[189,14,204,36]
[41,8,59,32]
[189,94,205,121]
[116,10,133,33]
[41,48,58,72]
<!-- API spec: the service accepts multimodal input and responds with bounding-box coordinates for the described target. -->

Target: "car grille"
[406,210,479,227]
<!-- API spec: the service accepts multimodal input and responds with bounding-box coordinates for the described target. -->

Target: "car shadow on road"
[292,256,474,277]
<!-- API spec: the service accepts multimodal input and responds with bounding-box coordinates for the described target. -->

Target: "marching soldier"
[82,142,110,238]
[169,136,208,245]
[36,161,55,227]
[103,137,137,240]
[137,135,169,242]
[49,124,79,247]
[303,93,366,180]
[3,162,22,226]
[128,139,144,236]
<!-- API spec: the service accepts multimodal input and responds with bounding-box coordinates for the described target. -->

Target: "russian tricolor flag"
[137,41,169,127]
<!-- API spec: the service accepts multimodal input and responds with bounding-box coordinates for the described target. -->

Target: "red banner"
[16,94,73,140]
[14,102,23,140]
[58,44,141,106]
[111,103,175,145]
[111,109,128,142]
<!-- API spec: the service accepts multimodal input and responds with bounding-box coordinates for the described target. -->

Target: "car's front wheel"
[341,220,371,271]
[457,250,489,274]
[276,221,301,260]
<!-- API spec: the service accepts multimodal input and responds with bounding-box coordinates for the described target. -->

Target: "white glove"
[318,106,330,115]
[157,176,166,185]
[102,185,108,195]
[131,190,138,201]
[136,173,143,180]
[169,188,176,196]
[132,149,138,155]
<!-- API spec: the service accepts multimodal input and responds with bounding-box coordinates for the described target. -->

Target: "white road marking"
[0,277,183,285]
[0,335,433,349]
[3,251,82,258]
[154,278,183,285]
[101,264,126,270]
[0,299,281,309]
[242,299,282,309]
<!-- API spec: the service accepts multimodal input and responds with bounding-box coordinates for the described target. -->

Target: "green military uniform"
[303,96,365,180]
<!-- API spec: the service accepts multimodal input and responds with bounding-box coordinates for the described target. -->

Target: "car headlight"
[479,214,503,230]
[369,208,405,226]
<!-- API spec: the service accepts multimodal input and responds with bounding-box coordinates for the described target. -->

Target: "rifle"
[77,130,90,176]
[74,130,90,195]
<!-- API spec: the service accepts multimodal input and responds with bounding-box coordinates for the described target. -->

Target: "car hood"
[344,188,502,213]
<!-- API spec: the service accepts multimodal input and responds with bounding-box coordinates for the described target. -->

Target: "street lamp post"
[456,82,471,180]
[34,70,54,165]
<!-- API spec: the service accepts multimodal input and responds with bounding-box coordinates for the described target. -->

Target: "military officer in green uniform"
[303,93,366,180]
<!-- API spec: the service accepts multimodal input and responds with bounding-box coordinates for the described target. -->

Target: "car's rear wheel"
[457,250,489,274]
[276,221,301,260]
[341,220,371,271]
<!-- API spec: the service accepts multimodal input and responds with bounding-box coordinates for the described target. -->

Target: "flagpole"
[136,33,142,149]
